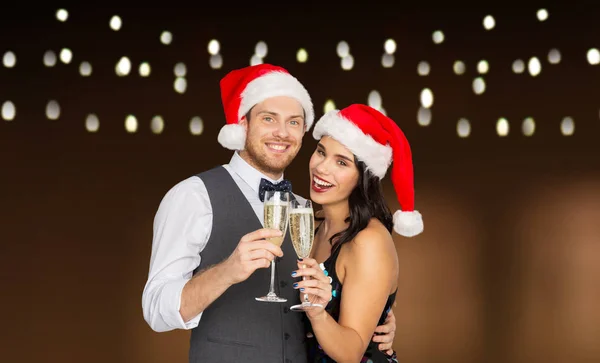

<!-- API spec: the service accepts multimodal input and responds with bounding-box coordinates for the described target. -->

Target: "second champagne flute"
[289,199,323,311]
[256,190,289,303]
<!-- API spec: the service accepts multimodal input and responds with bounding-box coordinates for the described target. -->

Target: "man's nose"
[273,121,289,138]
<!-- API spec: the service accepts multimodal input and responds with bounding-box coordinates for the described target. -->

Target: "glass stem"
[302,264,309,303]
[268,260,276,295]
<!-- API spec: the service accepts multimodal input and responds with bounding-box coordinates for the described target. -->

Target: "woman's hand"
[292,258,332,319]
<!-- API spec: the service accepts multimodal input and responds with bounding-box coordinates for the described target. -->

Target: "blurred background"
[1,2,600,362]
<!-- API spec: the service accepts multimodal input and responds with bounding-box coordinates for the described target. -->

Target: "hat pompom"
[217,123,246,150]
[393,210,423,237]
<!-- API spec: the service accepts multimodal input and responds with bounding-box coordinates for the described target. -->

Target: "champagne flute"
[256,190,289,303]
[289,199,322,311]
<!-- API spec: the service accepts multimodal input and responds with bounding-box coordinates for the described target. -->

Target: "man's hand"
[372,307,396,355]
[179,228,284,322]
[223,228,284,285]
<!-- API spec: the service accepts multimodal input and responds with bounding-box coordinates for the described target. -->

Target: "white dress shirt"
[142,152,287,333]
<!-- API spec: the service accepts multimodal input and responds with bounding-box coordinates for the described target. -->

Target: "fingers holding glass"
[291,260,332,311]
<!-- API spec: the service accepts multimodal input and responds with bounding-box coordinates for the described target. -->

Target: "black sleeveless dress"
[304,241,399,363]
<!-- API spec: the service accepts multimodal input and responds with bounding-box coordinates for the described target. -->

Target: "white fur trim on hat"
[239,71,315,130]
[312,110,393,179]
[217,123,247,150]
[393,210,424,237]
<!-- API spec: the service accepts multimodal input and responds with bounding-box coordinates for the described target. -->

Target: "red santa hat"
[218,64,314,150]
[312,104,424,237]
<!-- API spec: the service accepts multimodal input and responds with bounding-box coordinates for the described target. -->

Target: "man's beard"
[244,137,298,176]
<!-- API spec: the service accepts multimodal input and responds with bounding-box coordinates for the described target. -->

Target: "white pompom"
[217,124,246,150]
[393,210,424,237]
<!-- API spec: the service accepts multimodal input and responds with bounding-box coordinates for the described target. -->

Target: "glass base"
[290,302,323,311]
[256,292,287,303]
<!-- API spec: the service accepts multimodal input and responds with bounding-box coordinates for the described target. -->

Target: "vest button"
[286,359,292,363]
[280,280,288,288]
[283,307,290,313]
[284,333,290,340]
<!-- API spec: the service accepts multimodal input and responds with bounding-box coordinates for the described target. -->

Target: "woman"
[292,104,424,362]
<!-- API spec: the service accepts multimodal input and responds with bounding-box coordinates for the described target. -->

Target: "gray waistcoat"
[189,166,307,363]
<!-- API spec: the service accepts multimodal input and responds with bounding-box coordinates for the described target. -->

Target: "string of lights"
[0,7,597,139]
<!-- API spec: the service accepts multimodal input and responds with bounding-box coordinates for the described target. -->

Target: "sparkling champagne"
[264,202,288,246]
[289,208,314,258]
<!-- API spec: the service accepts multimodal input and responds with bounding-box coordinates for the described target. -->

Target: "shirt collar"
[228,152,284,194]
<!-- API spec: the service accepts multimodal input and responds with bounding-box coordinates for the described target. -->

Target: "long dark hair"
[316,158,393,251]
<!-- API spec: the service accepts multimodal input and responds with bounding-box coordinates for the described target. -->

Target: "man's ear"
[239,116,249,130]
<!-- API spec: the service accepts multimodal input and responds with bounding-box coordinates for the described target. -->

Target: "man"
[142,64,396,362]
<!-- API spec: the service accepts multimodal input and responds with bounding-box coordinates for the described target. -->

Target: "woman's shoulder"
[341,218,398,287]
[346,218,394,256]
[357,218,392,243]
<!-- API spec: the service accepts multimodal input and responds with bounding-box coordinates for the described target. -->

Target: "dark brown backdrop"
[1,4,600,363]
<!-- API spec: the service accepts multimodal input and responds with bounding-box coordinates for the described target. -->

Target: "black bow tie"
[258,178,292,202]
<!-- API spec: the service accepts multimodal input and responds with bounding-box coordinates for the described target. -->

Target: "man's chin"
[260,150,295,165]
[245,146,296,175]
[260,158,293,174]
[264,163,289,174]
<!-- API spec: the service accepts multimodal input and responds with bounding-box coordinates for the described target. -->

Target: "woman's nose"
[315,160,330,175]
